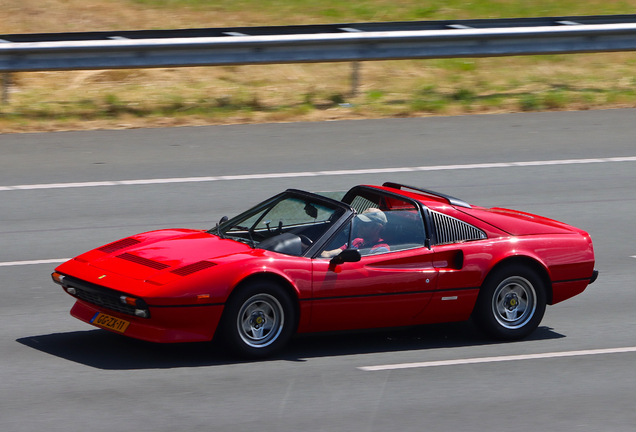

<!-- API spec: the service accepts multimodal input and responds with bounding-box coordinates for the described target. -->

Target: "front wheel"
[473,264,546,340]
[221,281,296,358]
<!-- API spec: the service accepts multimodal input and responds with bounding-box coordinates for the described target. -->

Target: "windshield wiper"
[228,225,256,248]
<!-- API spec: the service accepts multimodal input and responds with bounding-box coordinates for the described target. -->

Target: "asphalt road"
[2,109,636,432]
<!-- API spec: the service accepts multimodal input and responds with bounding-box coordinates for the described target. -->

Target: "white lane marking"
[0,258,70,267]
[2,156,636,192]
[358,346,636,371]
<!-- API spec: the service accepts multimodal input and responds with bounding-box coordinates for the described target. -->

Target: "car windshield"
[210,191,347,256]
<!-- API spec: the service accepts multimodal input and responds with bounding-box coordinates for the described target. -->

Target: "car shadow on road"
[16,321,565,370]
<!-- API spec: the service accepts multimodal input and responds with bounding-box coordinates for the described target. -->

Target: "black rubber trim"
[308,286,479,302]
[553,276,597,284]
[148,302,224,308]
[590,269,599,284]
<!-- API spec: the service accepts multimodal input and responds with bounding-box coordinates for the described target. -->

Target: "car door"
[310,249,437,332]
[308,191,437,332]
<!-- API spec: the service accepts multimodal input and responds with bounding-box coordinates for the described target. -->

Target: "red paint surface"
[55,185,596,343]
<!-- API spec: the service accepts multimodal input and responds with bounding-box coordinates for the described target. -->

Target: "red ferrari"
[52,183,597,357]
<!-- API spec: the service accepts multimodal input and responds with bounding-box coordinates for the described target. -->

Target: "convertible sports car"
[52,183,597,357]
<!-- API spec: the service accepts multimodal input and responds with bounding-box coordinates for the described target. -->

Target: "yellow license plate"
[90,312,130,333]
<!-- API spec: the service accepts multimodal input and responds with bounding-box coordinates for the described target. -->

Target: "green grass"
[128,0,634,21]
[4,0,636,132]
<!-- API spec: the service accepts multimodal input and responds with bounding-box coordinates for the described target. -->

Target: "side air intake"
[430,211,486,245]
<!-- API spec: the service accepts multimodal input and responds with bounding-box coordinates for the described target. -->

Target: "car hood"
[78,229,252,281]
[458,206,584,236]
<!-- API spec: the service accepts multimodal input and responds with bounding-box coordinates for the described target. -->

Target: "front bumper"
[71,299,224,343]
[590,269,599,284]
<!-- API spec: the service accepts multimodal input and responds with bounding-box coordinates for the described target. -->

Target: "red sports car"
[52,183,597,357]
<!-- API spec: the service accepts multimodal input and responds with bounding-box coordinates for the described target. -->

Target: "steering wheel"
[298,234,314,246]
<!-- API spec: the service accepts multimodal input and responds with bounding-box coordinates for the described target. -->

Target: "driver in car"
[321,208,389,258]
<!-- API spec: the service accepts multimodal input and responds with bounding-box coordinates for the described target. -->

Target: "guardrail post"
[2,73,10,105]
[351,61,360,96]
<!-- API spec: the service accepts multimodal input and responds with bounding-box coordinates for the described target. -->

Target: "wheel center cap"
[250,312,266,329]
[504,293,519,311]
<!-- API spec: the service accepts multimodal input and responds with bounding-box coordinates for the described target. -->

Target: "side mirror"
[216,216,229,240]
[330,248,361,265]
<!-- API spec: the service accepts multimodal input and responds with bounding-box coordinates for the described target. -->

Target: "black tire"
[473,264,546,340]
[221,281,296,358]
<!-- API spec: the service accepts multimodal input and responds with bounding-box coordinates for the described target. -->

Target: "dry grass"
[2,0,636,133]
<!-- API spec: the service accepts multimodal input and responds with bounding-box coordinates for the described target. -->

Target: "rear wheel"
[473,264,546,340]
[222,281,296,358]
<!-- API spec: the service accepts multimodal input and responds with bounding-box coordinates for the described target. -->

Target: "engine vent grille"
[99,238,141,254]
[171,261,217,276]
[430,211,486,245]
[117,253,170,270]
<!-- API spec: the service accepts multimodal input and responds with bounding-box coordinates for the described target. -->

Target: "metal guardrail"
[5,14,636,42]
[3,14,636,103]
